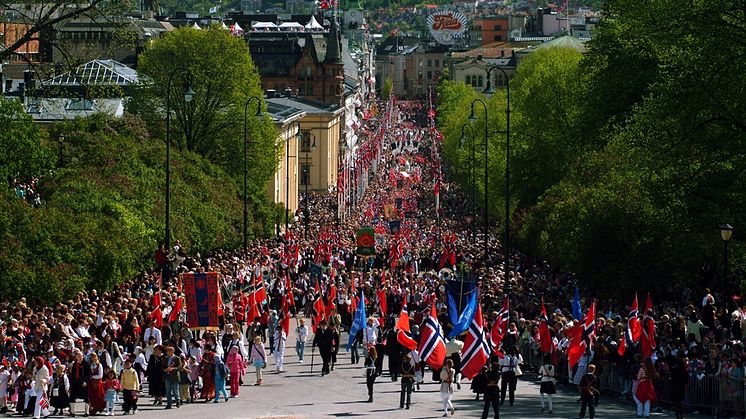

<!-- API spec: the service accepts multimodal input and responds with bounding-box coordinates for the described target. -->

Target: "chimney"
[266,89,276,98]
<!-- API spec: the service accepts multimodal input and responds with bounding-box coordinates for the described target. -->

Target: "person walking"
[87,353,106,416]
[163,346,182,409]
[146,346,165,406]
[273,323,287,372]
[634,358,658,418]
[481,361,500,419]
[399,354,415,409]
[226,347,245,397]
[49,365,71,416]
[313,321,336,376]
[578,364,598,419]
[120,359,139,415]
[439,359,456,417]
[249,336,267,386]
[67,350,90,416]
[364,347,377,403]
[102,370,120,416]
[213,354,229,403]
[295,319,308,364]
[31,357,50,419]
[539,355,556,414]
[499,347,521,406]
[198,350,215,402]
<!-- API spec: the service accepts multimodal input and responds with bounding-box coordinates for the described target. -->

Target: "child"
[579,364,599,419]
[103,370,120,416]
[120,359,139,414]
[539,355,556,414]
[187,357,200,403]
[0,365,10,413]
[50,365,71,416]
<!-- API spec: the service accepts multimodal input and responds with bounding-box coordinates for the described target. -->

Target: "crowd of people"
[0,98,742,419]
[10,176,42,207]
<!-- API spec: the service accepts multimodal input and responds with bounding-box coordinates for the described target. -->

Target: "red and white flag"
[490,296,510,350]
[539,297,554,354]
[396,301,417,350]
[568,301,596,368]
[641,294,656,358]
[418,302,446,370]
[460,303,490,379]
[618,293,641,356]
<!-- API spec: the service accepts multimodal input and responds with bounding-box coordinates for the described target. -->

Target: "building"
[264,101,305,228]
[23,59,138,126]
[241,14,346,108]
[474,16,510,45]
[53,15,173,67]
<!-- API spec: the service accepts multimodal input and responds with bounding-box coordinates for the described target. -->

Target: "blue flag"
[444,279,478,338]
[572,287,582,321]
[347,290,366,351]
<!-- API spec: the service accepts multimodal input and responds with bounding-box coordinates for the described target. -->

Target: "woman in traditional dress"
[87,353,106,415]
[198,349,216,402]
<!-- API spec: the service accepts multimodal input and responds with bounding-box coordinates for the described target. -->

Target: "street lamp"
[459,124,477,243]
[286,122,301,233]
[720,223,734,308]
[165,68,195,253]
[468,99,490,262]
[303,132,317,240]
[242,96,263,254]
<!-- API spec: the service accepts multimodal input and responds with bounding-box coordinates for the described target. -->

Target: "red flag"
[217,289,224,316]
[618,293,641,356]
[377,288,388,320]
[418,302,446,370]
[312,295,325,333]
[281,295,291,337]
[151,291,163,328]
[461,303,491,379]
[641,294,656,358]
[246,289,260,323]
[168,296,183,324]
[396,302,417,350]
[539,297,554,354]
[568,301,596,368]
[252,273,267,303]
[490,296,509,349]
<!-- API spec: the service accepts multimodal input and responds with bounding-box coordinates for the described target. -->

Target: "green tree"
[382,79,393,100]
[0,98,53,184]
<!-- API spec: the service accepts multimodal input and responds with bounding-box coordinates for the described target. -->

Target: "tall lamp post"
[459,124,477,243]
[471,63,512,298]
[303,132,317,239]
[165,69,195,252]
[468,99,490,262]
[242,96,263,254]
[720,224,734,308]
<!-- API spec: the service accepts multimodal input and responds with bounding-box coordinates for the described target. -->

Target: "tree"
[0,1,125,62]
[0,98,53,184]
[129,25,279,194]
[382,79,393,100]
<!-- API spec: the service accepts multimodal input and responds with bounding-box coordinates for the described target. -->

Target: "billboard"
[427,12,469,45]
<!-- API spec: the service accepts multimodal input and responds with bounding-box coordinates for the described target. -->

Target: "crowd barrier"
[518,342,745,417]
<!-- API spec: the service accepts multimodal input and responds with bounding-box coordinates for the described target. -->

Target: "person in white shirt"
[295,319,309,363]
[539,355,556,414]
[144,322,162,346]
[363,318,378,354]
[498,348,523,406]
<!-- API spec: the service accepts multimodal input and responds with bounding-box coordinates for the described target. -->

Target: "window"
[427,59,432,67]
[477,76,483,87]
[301,164,311,186]
[300,133,311,152]
[494,35,501,41]
[465,75,471,85]
[298,84,305,96]
[435,59,440,67]
[66,98,94,111]
[307,84,313,95]
[494,24,502,30]
[427,71,432,79]
[329,84,335,95]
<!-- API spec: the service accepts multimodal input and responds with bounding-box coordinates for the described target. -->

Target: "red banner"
[183,272,220,330]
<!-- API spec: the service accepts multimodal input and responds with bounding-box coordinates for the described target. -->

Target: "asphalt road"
[57,317,706,419]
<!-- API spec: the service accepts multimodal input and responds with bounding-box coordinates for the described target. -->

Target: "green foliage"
[0,113,255,304]
[382,79,393,100]
[0,99,54,184]
[439,0,746,298]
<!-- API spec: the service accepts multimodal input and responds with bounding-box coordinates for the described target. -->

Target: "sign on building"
[427,12,469,45]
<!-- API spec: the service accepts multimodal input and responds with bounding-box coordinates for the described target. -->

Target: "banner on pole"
[356,226,377,256]
[183,272,220,330]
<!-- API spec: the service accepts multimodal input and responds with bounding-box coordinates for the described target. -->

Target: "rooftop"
[266,96,343,116]
[45,60,138,87]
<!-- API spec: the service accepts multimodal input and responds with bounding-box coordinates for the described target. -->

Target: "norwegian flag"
[618,293,641,356]
[460,303,491,379]
[39,394,49,411]
[568,301,596,368]
[250,272,267,304]
[280,294,291,337]
[396,300,417,350]
[538,297,554,353]
[641,294,656,358]
[151,291,163,328]
[167,295,183,324]
[418,302,446,370]
[490,296,510,350]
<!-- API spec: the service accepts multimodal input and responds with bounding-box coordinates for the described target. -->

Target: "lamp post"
[286,122,301,233]
[165,69,195,252]
[468,99,490,262]
[242,96,263,254]
[459,124,477,243]
[303,132,317,240]
[720,223,734,308]
[480,63,512,298]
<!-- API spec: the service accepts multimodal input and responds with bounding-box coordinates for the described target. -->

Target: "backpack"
[218,361,229,377]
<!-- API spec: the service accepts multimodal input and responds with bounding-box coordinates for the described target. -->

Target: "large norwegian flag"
[641,294,656,358]
[568,301,596,368]
[538,297,554,354]
[618,293,641,356]
[418,301,446,370]
[460,303,491,379]
[396,301,417,350]
[490,296,510,349]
